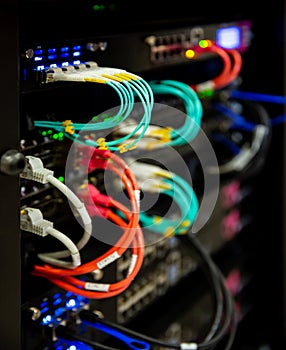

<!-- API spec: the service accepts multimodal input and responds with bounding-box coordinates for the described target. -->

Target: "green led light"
[53,134,59,139]
[58,132,64,137]
[92,4,105,11]
[58,176,65,183]
[42,131,47,136]
[199,40,208,48]
[48,130,53,135]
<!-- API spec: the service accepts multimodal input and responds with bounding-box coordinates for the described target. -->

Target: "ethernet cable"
[124,160,199,236]
[34,205,144,299]
[71,234,237,350]
[20,207,81,269]
[113,79,203,149]
[207,99,272,178]
[20,155,92,268]
[34,62,154,153]
[188,40,242,96]
[228,89,286,126]
[32,149,145,298]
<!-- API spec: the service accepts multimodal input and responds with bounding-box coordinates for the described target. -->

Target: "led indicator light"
[48,54,57,60]
[61,47,69,52]
[185,49,195,59]
[216,26,241,49]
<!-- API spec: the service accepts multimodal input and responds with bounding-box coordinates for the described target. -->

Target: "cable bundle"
[206,98,272,179]
[189,40,242,96]
[113,80,203,149]
[34,61,154,153]
[126,160,199,236]
[20,156,93,269]
[31,149,145,298]
[57,234,237,350]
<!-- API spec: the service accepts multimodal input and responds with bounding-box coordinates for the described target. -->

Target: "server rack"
[0,1,285,349]
[0,3,21,349]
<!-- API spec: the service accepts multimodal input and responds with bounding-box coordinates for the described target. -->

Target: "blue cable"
[82,321,150,350]
[270,113,286,126]
[230,90,286,104]
[211,133,241,155]
[213,103,257,132]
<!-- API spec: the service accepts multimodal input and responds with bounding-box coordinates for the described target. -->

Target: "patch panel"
[20,20,252,92]
[101,235,198,324]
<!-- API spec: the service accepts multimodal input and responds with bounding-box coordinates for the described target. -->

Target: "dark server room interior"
[1,1,286,349]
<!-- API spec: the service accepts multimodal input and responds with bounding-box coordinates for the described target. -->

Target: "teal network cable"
[113,79,203,149]
[148,80,203,146]
[129,161,199,237]
[34,63,154,153]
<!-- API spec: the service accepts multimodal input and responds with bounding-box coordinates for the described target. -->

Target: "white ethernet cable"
[20,207,81,268]
[20,155,92,267]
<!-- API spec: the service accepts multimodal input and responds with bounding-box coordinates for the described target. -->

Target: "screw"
[25,49,34,59]
[98,42,107,51]
[86,43,99,52]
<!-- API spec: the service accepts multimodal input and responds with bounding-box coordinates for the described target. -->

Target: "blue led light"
[54,307,65,317]
[40,300,48,308]
[216,26,241,49]
[50,63,57,68]
[68,346,77,350]
[61,47,69,52]
[48,54,57,60]
[62,62,69,66]
[53,298,62,306]
[61,53,70,58]
[34,49,43,55]
[73,51,82,57]
[73,45,82,50]
[42,314,52,325]
[73,60,81,65]
[34,56,43,61]
[48,48,57,53]
[36,65,45,71]
[66,298,77,308]
[40,306,49,314]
